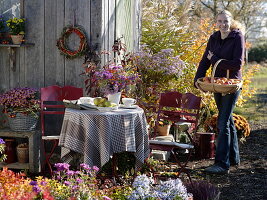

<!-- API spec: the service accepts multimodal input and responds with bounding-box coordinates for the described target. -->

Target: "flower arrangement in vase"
[6,17,25,44]
[0,87,40,131]
[81,37,139,100]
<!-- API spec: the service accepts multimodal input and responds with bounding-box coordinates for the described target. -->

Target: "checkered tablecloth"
[59,107,149,169]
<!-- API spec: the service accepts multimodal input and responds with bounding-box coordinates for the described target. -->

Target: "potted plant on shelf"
[0,87,40,131]
[157,119,172,136]
[6,17,25,45]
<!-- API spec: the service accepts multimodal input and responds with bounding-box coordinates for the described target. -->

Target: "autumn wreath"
[56,25,87,59]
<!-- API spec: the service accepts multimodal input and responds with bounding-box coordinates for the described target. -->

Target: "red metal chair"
[40,85,83,175]
[149,91,201,181]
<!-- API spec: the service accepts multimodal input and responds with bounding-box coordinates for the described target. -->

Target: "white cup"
[79,97,95,105]
[122,98,136,107]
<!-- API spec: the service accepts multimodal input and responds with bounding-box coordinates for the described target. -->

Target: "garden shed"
[0,0,141,93]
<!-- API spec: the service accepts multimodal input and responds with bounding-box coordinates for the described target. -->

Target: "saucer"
[119,104,138,109]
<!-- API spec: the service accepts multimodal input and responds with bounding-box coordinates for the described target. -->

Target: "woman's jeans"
[214,89,241,169]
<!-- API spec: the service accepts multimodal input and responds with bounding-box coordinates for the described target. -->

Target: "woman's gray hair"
[217,9,245,34]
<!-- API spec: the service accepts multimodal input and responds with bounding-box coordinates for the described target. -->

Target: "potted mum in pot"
[0,87,40,131]
[6,17,25,44]
[157,119,172,136]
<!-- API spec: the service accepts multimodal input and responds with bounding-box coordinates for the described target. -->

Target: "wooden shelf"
[0,43,35,47]
[0,128,41,173]
[0,162,29,170]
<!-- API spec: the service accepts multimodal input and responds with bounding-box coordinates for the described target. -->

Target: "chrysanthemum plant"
[0,87,40,118]
[6,17,25,35]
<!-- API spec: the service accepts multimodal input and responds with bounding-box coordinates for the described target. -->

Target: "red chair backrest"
[40,85,83,136]
[154,91,202,138]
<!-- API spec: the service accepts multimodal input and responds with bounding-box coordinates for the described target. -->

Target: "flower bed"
[0,162,220,200]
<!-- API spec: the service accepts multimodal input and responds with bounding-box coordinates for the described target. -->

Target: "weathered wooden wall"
[0,0,141,93]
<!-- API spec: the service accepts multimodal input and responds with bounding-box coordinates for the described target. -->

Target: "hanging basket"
[6,113,38,131]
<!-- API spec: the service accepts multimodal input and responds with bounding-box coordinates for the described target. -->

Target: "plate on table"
[119,104,138,109]
[97,106,118,112]
[79,103,97,110]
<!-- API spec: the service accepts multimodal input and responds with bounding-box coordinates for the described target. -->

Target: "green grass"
[234,64,267,122]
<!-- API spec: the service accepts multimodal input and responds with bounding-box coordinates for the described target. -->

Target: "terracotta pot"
[10,34,24,45]
[157,124,171,136]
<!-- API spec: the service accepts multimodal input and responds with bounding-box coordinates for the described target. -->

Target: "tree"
[193,0,267,45]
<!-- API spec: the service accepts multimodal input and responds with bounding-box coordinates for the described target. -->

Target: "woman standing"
[194,10,245,174]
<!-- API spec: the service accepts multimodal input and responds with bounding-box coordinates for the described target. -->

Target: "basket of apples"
[197,59,242,95]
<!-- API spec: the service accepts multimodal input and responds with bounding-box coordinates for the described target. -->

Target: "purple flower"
[54,163,70,171]
[80,163,91,170]
[103,196,112,200]
[92,166,99,172]
[64,181,71,186]
[29,181,38,186]
[76,178,83,184]
[32,185,41,193]
[0,138,5,144]
[66,170,75,176]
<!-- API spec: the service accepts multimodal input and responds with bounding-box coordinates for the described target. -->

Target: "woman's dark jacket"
[194,30,245,83]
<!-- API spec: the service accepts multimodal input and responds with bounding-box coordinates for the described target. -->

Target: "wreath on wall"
[56,25,87,59]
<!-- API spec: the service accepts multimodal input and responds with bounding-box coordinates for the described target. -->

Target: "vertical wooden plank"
[90,0,102,52]
[108,0,116,62]
[24,0,45,88]
[133,0,141,52]
[44,0,65,87]
[115,0,133,51]
[64,0,90,88]
[9,47,20,88]
[0,49,10,92]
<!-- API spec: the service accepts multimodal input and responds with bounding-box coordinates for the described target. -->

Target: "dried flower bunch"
[0,87,40,118]
[6,17,25,35]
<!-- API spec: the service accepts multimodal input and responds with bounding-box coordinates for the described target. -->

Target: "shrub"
[248,43,267,63]
[184,180,220,200]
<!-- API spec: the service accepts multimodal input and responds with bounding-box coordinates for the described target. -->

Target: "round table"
[59,107,149,169]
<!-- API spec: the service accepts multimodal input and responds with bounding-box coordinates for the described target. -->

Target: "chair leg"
[41,139,59,176]
[171,149,193,183]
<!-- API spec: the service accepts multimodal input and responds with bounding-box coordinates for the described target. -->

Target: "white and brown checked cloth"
[59,107,150,170]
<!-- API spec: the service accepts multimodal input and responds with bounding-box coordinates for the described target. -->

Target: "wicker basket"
[197,59,242,95]
[16,144,29,163]
[7,113,38,131]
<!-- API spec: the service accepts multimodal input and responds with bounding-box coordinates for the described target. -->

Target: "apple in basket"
[215,78,241,85]
[203,77,211,83]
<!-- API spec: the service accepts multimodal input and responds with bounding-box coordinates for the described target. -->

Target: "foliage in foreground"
[0,163,196,200]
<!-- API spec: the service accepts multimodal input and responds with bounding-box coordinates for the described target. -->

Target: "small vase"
[107,92,122,105]
[10,34,24,45]
[4,138,17,164]
[157,124,171,136]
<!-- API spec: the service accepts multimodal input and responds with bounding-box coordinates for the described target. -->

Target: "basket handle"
[211,59,228,83]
